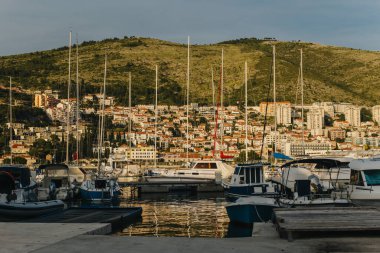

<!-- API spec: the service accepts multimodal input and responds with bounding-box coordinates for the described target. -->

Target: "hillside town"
[3,88,380,166]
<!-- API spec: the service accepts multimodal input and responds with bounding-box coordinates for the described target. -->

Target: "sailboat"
[144,39,234,184]
[223,61,280,199]
[80,54,121,202]
[37,31,81,201]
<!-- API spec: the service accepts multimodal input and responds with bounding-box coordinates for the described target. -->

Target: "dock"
[25,207,143,231]
[273,207,380,241]
[9,223,380,253]
[119,181,224,193]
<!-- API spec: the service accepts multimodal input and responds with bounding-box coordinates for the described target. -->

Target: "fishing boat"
[347,157,380,206]
[226,196,279,224]
[223,163,280,199]
[0,169,64,221]
[144,160,234,184]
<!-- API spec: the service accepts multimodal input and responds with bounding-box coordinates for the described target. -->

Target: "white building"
[345,106,361,127]
[372,105,380,124]
[125,146,156,161]
[312,102,334,117]
[307,107,324,130]
[334,103,353,114]
[276,104,292,125]
[282,142,331,157]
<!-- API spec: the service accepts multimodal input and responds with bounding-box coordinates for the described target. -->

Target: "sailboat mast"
[244,61,248,162]
[154,65,158,168]
[220,49,224,155]
[300,49,305,154]
[211,68,215,125]
[128,72,132,150]
[9,76,12,165]
[98,54,107,172]
[186,36,190,165]
[273,45,277,154]
[66,31,72,164]
[76,33,80,165]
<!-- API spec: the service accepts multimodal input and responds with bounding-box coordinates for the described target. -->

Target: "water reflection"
[117,192,252,238]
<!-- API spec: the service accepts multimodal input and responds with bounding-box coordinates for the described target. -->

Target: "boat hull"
[145,176,214,184]
[0,200,64,221]
[80,188,121,202]
[226,204,275,224]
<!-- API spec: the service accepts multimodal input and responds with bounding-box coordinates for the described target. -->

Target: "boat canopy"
[0,172,15,194]
[0,165,31,187]
[38,164,69,171]
[282,158,350,169]
[349,158,380,171]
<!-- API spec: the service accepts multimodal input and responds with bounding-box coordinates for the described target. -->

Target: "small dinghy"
[0,170,64,221]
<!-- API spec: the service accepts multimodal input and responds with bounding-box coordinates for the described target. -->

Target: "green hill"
[0,36,380,106]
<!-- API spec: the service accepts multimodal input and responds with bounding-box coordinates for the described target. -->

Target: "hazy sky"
[0,0,379,55]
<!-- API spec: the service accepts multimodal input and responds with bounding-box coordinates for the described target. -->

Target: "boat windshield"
[363,170,380,186]
[46,169,69,177]
[194,163,218,169]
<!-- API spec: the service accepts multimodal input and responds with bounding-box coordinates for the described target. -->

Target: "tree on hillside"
[235,150,260,163]
[361,108,372,122]
[3,157,27,165]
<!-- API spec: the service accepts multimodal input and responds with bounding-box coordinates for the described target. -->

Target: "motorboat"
[0,169,64,221]
[144,160,234,184]
[347,157,380,206]
[80,174,121,202]
[226,196,279,224]
[274,158,352,192]
[37,164,78,201]
[223,163,281,200]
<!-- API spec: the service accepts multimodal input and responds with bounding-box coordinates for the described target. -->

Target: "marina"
[3,1,380,252]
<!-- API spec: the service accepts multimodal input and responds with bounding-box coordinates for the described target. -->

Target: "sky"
[0,0,380,55]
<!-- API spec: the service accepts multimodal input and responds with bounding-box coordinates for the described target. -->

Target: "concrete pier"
[0,222,111,253]
[3,223,379,253]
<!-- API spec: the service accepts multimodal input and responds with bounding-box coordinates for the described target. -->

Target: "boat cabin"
[349,158,380,188]
[231,163,264,185]
[38,164,70,188]
[190,161,218,169]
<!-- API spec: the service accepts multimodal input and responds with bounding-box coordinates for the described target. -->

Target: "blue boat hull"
[226,204,275,224]
[80,188,121,202]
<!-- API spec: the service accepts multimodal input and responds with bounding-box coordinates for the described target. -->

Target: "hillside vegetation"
[0,36,380,106]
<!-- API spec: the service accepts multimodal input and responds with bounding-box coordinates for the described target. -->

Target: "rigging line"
[259,47,274,160]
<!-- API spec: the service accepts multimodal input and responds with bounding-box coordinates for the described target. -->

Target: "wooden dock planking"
[273,207,380,241]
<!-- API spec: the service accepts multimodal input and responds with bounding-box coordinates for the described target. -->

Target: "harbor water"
[117,191,253,238]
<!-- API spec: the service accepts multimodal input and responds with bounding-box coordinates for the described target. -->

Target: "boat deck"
[119,181,223,193]
[24,207,142,231]
[273,207,380,241]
